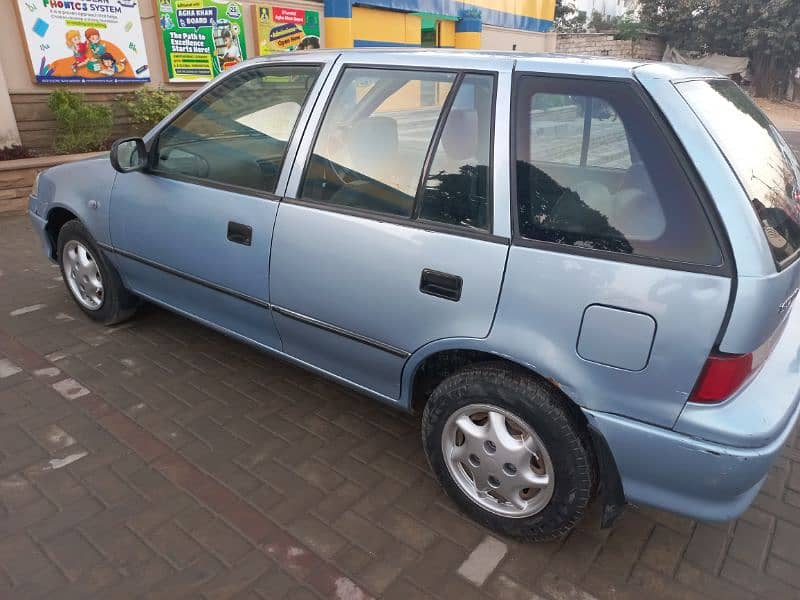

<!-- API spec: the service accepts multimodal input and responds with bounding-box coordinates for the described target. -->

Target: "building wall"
[4,0,324,153]
[556,33,664,61]
[353,0,555,32]
[481,26,556,52]
[352,7,421,47]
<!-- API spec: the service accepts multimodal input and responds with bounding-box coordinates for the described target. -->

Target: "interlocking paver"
[2,212,800,598]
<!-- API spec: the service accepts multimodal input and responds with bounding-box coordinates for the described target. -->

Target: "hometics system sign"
[157,0,247,82]
[13,0,150,83]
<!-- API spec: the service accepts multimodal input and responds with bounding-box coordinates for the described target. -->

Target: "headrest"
[346,116,399,172]
[440,109,479,162]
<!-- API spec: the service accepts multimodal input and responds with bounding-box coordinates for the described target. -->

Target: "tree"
[746,0,800,99]
[639,0,800,99]
[552,0,588,32]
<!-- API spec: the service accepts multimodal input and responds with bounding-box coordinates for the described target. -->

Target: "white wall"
[572,0,629,17]
[481,27,557,53]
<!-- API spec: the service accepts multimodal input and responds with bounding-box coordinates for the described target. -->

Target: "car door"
[108,61,326,349]
[269,57,512,401]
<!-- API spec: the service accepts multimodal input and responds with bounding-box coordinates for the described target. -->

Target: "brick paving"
[1,211,800,600]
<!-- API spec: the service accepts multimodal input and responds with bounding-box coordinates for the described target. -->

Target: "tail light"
[689,317,788,404]
[689,353,754,403]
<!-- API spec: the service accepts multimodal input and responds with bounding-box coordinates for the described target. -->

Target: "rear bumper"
[585,396,800,521]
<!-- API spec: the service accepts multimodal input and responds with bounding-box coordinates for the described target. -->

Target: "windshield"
[677,79,800,265]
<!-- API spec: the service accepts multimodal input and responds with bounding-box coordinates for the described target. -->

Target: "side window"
[301,68,456,218]
[419,74,494,230]
[531,95,632,169]
[515,76,722,266]
[154,65,321,194]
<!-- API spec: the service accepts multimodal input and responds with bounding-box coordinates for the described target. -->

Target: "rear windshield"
[677,79,800,265]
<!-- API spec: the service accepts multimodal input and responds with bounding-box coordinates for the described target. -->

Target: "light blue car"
[28,50,800,541]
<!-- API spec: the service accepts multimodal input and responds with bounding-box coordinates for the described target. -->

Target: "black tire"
[57,219,138,326]
[422,362,595,542]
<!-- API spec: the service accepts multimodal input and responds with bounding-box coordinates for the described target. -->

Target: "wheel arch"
[44,205,79,260]
[402,338,626,527]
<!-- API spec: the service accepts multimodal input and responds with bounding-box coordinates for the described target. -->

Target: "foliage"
[589,10,620,33]
[0,145,34,161]
[119,87,181,133]
[615,11,647,40]
[552,0,587,32]
[639,0,800,99]
[47,90,113,154]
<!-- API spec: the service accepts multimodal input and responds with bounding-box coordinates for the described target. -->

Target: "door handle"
[227,221,252,246]
[420,269,463,302]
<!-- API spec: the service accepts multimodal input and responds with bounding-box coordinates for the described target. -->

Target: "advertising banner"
[14,0,150,84]
[157,0,247,82]
[254,4,320,54]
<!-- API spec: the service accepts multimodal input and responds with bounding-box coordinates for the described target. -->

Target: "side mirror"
[110,137,147,173]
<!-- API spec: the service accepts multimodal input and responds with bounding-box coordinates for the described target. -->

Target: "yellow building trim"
[325,17,353,48]
[455,31,481,49]
[404,13,422,45]
[352,6,421,45]
[465,0,554,21]
[438,20,456,47]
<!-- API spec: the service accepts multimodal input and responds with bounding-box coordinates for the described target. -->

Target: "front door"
[269,62,509,400]
[109,63,324,349]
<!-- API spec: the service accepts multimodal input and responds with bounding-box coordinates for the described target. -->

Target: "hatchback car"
[29,49,800,541]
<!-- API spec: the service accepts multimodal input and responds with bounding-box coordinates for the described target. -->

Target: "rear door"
[269,56,512,400]
[499,73,733,427]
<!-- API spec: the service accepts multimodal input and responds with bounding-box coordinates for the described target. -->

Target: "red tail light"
[689,353,754,404]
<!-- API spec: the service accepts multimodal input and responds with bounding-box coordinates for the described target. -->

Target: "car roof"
[247,48,722,81]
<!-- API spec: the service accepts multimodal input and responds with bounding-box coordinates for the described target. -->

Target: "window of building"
[154,65,321,194]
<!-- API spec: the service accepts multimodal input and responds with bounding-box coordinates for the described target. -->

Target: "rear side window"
[515,76,722,266]
[677,79,800,265]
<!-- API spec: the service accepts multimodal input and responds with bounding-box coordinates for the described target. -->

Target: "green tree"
[640,0,800,99]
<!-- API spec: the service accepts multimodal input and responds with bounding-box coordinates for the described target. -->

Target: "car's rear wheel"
[422,362,595,541]
[57,220,137,325]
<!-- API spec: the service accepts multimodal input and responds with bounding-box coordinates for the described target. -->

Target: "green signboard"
[157,0,247,82]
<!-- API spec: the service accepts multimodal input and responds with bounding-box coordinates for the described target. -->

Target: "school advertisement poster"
[254,4,320,54]
[157,0,247,82]
[14,0,150,84]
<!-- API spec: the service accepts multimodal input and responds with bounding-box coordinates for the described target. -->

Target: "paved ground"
[3,192,800,598]
[783,130,800,156]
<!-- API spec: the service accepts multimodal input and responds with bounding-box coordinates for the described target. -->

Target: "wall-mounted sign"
[14,0,150,83]
[254,4,320,54]
[157,0,247,82]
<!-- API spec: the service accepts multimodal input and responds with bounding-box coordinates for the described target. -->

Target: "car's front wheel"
[422,363,596,541]
[57,219,138,325]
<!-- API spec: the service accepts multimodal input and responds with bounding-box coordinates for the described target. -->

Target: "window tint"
[677,79,800,265]
[515,76,722,266]
[301,68,456,218]
[531,95,631,169]
[155,65,321,193]
[419,74,494,230]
